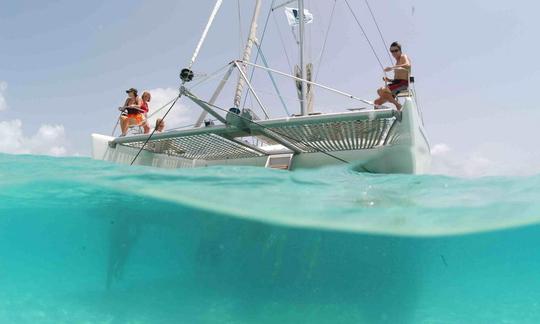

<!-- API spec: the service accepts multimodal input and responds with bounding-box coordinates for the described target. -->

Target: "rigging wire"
[271,7,293,71]
[343,0,386,71]
[184,95,350,164]
[314,0,337,82]
[307,0,313,64]
[237,0,244,58]
[141,63,231,128]
[244,84,303,103]
[111,112,122,136]
[253,43,292,115]
[140,65,227,124]
[188,62,234,91]
[131,0,223,165]
[408,3,425,125]
[112,96,176,137]
[241,83,352,113]
[242,1,291,117]
[146,97,177,120]
[364,0,393,65]
[358,0,424,122]
[412,82,425,125]
[130,93,182,165]
[241,0,275,111]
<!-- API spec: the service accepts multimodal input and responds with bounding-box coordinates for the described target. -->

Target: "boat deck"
[111,108,401,160]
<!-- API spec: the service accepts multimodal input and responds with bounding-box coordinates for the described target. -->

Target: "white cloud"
[0,81,8,111]
[430,142,499,177]
[145,87,199,130]
[0,119,68,156]
[431,143,451,156]
[0,81,69,157]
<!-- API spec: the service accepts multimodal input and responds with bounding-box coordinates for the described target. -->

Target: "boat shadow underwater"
[1,176,540,323]
[103,201,422,323]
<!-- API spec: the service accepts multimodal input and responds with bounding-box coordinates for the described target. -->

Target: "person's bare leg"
[374,88,387,109]
[381,91,401,110]
[389,97,402,110]
[120,116,128,136]
[374,98,386,107]
[381,92,401,110]
[143,122,150,134]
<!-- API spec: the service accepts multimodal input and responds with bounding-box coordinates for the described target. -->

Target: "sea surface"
[1,153,540,323]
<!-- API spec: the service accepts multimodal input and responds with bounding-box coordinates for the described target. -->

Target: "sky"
[1,0,539,177]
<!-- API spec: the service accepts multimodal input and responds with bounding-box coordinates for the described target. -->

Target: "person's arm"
[126,98,143,110]
[128,98,144,112]
[118,98,129,112]
[395,54,411,69]
[384,54,411,72]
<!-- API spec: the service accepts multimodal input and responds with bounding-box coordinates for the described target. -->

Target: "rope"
[130,93,181,165]
[343,0,386,71]
[131,0,223,165]
[364,0,393,65]
[314,0,337,82]
[186,96,350,164]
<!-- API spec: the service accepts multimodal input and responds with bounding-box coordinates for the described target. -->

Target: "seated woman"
[373,41,411,111]
[119,88,149,136]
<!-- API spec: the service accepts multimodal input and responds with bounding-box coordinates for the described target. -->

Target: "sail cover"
[284,7,313,26]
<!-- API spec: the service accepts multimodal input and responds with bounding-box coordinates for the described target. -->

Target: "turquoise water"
[1,153,540,323]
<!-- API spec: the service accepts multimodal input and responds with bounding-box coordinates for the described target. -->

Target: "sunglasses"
[390,49,400,53]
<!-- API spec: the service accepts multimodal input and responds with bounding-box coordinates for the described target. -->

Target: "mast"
[298,0,307,116]
[233,0,262,109]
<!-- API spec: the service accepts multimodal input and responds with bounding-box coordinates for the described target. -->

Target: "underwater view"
[1,153,540,323]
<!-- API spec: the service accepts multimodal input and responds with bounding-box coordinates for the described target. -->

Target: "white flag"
[284,7,313,26]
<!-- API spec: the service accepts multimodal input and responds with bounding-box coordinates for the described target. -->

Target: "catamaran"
[91,0,430,173]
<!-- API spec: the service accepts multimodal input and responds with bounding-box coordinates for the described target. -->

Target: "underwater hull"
[92,99,430,174]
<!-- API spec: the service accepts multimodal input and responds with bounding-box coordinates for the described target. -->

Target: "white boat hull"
[92,98,430,174]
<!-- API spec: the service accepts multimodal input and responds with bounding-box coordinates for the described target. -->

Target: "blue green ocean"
[1,153,540,323]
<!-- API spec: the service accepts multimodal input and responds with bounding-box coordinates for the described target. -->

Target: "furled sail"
[295,63,314,114]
